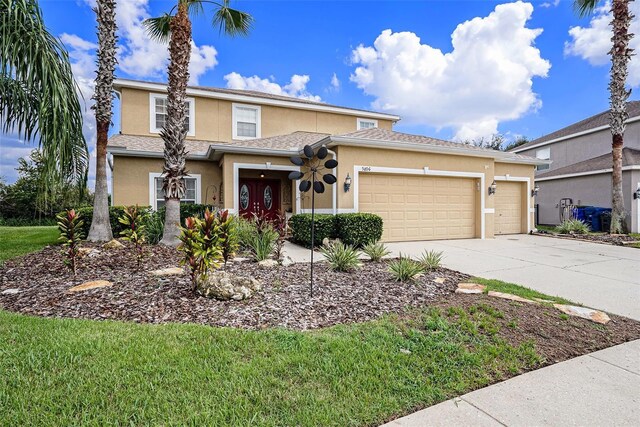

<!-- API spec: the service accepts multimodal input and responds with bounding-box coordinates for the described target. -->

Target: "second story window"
[150,94,195,136]
[536,147,550,171]
[233,103,261,140]
[357,118,378,130]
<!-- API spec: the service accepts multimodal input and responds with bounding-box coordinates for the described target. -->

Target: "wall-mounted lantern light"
[634,184,640,199]
[344,173,352,192]
[259,171,265,178]
[531,184,540,197]
[488,180,497,195]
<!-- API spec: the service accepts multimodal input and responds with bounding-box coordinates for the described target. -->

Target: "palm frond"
[186,0,205,17]
[212,0,253,36]
[573,0,600,18]
[0,0,88,192]
[143,13,173,43]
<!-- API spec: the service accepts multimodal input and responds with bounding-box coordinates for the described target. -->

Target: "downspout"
[109,88,121,207]
[327,148,337,215]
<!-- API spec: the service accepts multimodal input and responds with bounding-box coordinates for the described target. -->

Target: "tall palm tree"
[145,0,252,246]
[0,0,88,196]
[575,0,632,233]
[87,0,117,242]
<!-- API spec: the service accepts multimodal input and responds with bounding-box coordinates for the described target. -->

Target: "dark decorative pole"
[289,145,338,297]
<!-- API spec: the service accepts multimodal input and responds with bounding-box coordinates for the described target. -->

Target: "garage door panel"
[495,181,523,235]
[358,173,476,242]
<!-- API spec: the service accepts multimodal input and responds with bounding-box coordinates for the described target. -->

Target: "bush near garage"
[289,213,383,248]
[335,213,383,247]
[289,214,337,248]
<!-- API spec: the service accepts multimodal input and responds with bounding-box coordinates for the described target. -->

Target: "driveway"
[384,234,640,320]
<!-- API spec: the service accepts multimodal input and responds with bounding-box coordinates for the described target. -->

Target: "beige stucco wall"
[112,156,222,207]
[119,87,394,142]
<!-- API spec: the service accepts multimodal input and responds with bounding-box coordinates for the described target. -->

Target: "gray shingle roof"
[537,147,640,179]
[107,134,212,156]
[108,129,541,163]
[512,101,640,152]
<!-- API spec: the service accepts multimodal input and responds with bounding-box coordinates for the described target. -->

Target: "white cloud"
[330,72,340,91]
[350,1,550,140]
[565,1,640,86]
[112,0,217,85]
[540,0,560,8]
[224,72,322,101]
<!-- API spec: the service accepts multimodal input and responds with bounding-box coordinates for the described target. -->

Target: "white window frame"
[149,93,195,137]
[536,147,550,171]
[232,103,261,140]
[148,172,201,210]
[357,118,378,130]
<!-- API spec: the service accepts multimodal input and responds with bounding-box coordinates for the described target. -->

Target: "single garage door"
[495,181,523,235]
[358,173,477,242]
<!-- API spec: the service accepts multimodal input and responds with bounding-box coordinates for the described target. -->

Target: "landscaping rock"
[455,282,486,294]
[488,291,538,304]
[554,304,611,325]
[1,288,20,295]
[150,267,184,277]
[77,247,94,257]
[434,277,446,284]
[281,256,295,267]
[103,239,124,250]
[258,259,278,269]
[232,256,250,263]
[195,271,261,301]
[68,280,113,292]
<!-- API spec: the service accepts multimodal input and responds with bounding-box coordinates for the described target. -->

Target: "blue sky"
[0,0,634,185]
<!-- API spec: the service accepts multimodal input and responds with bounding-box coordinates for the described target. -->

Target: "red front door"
[239,179,281,220]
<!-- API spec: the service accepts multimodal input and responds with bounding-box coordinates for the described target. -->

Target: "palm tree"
[0,0,88,196]
[575,0,632,233]
[145,0,252,246]
[87,0,117,242]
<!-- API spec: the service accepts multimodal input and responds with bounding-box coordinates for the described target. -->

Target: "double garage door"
[358,173,525,242]
[358,173,477,242]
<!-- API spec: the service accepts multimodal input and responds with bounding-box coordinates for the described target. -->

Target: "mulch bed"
[0,243,467,330]
[430,294,640,364]
[535,231,639,247]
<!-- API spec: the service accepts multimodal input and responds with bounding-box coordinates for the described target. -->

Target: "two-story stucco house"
[107,78,546,242]
[510,102,640,233]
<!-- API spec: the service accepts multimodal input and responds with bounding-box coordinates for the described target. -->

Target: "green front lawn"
[0,305,539,426]
[0,226,58,262]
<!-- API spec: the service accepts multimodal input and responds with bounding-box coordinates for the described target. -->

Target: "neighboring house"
[107,78,545,242]
[510,102,640,233]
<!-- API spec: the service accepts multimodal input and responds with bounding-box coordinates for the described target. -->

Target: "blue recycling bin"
[591,208,612,232]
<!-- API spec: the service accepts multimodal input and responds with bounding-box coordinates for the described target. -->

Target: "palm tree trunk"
[87,0,116,242]
[608,0,632,234]
[160,0,192,246]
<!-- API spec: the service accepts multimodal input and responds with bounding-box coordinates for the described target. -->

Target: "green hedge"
[289,213,383,248]
[289,214,337,248]
[335,213,383,247]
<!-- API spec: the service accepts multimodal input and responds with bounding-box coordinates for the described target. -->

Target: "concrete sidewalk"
[382,339,640,426]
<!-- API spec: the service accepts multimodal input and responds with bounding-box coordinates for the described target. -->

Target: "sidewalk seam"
[588,354,640,378]
[460,397,508,426]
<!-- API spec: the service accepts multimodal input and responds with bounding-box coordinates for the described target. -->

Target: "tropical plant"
[216,209,238,266]
[248,227,278,262]
[272,211,288,262]
[87,0,117,242]
[388,255,425,282]
[118,205,147,268]
[177,210,223,289]
[144,211,165,245]
[320,241,361,272]
[0,0,88,197]
[236,216,257,251]
[362,240,390,262]
[556,218,590,235]
[419,250,444,270]
[574,0,631,233]
[144,0,252,246]
[57,209,84,275]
